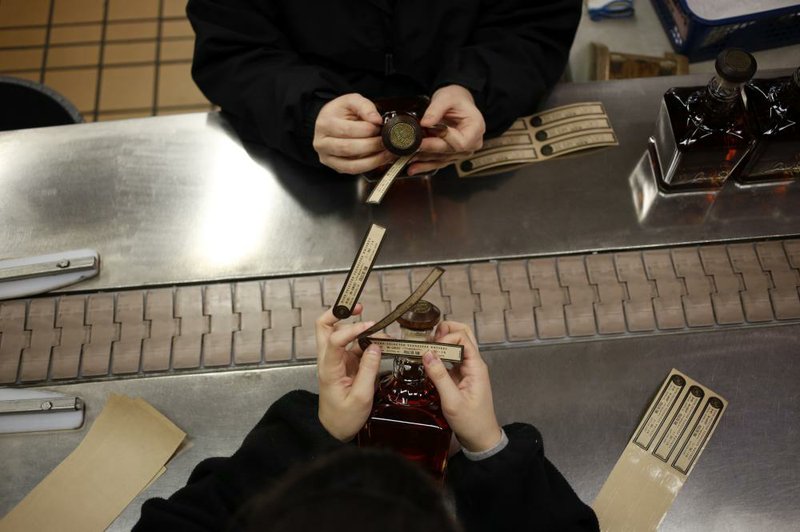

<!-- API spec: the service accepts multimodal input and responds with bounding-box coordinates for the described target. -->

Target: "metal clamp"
[0,396,83,415]
[0,249,100,300]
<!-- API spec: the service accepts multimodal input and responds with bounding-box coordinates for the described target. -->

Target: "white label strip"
[544,131,617,157]
[653,385,704,461]
[481,133,534,151]
[672,397,724,474]
[533,102,606,126]
[592,370,727,532]
[634,374,684,450]
[468,147,538,171]
[536,117,611,141]
[333,224,386,319]
[366,154,414,205]
[361,337,463,362]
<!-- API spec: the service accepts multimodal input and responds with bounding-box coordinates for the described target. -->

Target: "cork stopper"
[397,300,440,330]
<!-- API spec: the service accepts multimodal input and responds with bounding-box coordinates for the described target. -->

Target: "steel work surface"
[0,326,798,531]
[1,72,799,531]
[0,74,797,292]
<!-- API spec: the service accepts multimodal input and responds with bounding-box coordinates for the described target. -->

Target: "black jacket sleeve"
[433,0,582,137]
[447,423,599,532]
[133,390,343,532]
[186,0,352,164]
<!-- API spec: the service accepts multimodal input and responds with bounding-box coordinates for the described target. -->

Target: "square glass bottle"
[358,301,452,481]
[651,49,757,190]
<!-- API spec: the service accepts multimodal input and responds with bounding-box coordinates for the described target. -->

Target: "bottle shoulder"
[663,88,753,147]
[745,77,800,137]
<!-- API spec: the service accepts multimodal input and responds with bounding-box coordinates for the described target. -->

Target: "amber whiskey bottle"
[358,301,452,481]
[651,49,757,190]
[740,67,800,182]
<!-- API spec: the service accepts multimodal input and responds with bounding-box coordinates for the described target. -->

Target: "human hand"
[410,85,486,176]
[313,93,396,174]
[422,321,502,452]
[316,304,382,441]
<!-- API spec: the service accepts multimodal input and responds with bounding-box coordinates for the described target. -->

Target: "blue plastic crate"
[651,0,800,62]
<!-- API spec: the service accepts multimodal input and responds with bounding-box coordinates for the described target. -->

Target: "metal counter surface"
[0,73,797,292]
[1,73,799,531]
[1,325,798,531]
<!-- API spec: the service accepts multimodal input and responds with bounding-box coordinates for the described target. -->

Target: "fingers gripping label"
[360,337,463,362]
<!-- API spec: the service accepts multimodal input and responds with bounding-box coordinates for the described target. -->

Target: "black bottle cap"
[397,300,441,330]
[714,48,757,83]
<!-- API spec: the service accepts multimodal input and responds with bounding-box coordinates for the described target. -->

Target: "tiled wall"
[0,0,214,122]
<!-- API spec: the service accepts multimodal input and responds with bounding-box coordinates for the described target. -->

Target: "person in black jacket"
[134,306,599,531]
[186,0,581,176]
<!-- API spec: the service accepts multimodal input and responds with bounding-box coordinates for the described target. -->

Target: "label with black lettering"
[360,337,463,362]
[530,102,606,126]
[672,397,724,474]
[366,153,414,204]
[333,224,386,319]
[634,374,685,450]
[542,132,617,157]
[533,117,611,142]
[653,385,704,461]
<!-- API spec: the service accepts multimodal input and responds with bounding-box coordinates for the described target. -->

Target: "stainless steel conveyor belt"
[2,239,799,385]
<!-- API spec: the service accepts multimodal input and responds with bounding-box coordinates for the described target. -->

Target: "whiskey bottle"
[358,300,452,480]
[740,67,800,182]
[651,49,757,190]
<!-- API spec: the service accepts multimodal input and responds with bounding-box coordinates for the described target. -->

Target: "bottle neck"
[392,356,427,384]
[699,75,743,121]
[394,325,436,384]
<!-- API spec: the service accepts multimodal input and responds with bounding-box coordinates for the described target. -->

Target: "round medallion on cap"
[382,114,423,155]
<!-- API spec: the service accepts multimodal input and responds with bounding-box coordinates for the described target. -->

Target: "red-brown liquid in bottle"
[359,361,451,481]
[654,86,755,190]
[357,301,452,481]
[651,49,758,191]
[741,71,800,182]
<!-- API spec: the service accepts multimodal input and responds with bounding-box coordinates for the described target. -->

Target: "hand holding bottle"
[410,85,486,176]
[315,304,383,441]
[422,321,503,453]
[313,93,396,174]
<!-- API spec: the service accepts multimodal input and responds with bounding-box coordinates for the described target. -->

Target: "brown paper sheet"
[1,395,186,532]
[592,370,727,532]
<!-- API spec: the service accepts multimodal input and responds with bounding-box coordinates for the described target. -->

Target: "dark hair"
[233,447,461,532]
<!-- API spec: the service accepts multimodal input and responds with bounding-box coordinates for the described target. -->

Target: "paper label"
[533,102,607,125]
[361,337,463,362]
[366,153,414,204]
[592,370,727,532]
[457,102,618,178]
[358,267,444,342]
[333,224,386,319]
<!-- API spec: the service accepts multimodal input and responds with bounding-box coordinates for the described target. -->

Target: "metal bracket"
[0,249,100,300]
[0,396,83,415]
